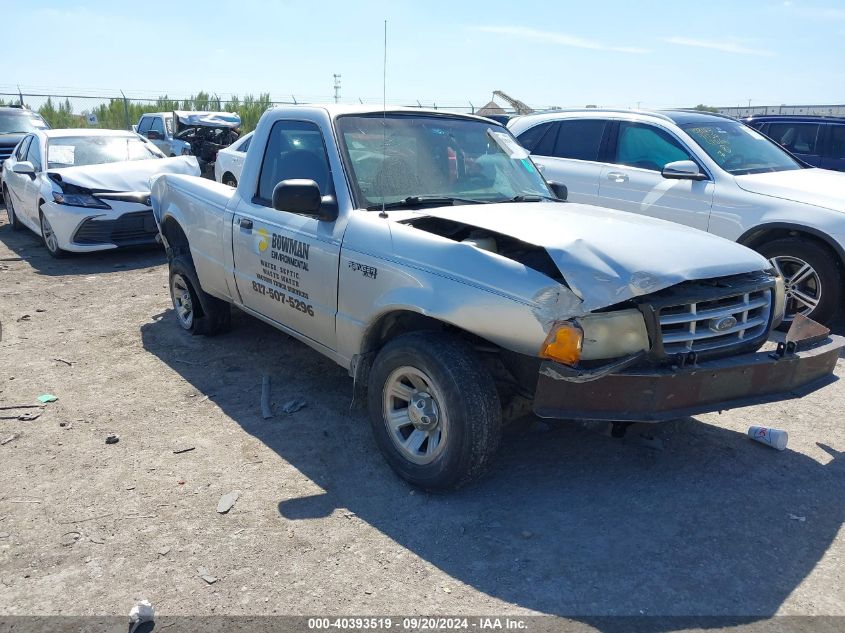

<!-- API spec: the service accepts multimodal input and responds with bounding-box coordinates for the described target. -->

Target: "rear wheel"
[367,331,502,490]
[3,187,23,231]
[758,237,842,327]
[168,254,231,335]
[40,209,65,258]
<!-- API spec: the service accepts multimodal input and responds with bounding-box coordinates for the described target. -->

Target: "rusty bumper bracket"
[533,335,844,423]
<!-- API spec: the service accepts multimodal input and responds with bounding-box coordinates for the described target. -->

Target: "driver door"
[19,135,44,226]
[231,119,345,349]
[598,121,713,231]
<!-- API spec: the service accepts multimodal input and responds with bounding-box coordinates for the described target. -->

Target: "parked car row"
[2,104,843,489]
[742,114,845,172]
[508,109,845,326]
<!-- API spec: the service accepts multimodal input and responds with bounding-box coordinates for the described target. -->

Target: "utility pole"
[333,74,342,103]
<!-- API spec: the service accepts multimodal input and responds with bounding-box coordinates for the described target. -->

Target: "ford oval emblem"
[710,315,738,333]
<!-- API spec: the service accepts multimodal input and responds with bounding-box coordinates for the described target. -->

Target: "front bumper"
[533,335,843,422]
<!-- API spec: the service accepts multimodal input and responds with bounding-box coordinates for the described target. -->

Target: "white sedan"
[2,128,199,258]
[214,131,253,187]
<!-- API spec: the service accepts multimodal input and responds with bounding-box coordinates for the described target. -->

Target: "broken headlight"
[540,309,650,365]
[52,191,110,209]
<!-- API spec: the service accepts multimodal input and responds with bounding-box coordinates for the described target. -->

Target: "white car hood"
[418,202,769,311]
[48,156,199,192]
[735,168,845,213]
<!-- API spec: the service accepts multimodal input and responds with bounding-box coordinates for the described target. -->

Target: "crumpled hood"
[48,156,200,192]
[418,202,769,311]
[735,168,845,213]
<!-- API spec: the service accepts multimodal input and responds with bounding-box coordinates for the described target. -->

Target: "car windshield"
[336,114,553,208]
[681,120,803,175]
[0,111,49,135]
[47,135,163,168]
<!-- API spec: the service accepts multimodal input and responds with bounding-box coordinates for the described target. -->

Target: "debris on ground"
[89,534,105,544]
[36,394,58,404]
[35,308,46,313]
[17,315,31,322]
[105,433,120,445]
[0,404,43,411]
[128,599,155,633]
[280,398,307,415]
[53,358,73,366]
[261,375,273,419]
[173,446,195,454]
[0,532,10,539]
[158,546,172,557]
[197,567,218,584]
[17,412,40,422]
[60,531,81,546]
[217,490,240,514]
[1,433,20,446]
[748,425,788,451]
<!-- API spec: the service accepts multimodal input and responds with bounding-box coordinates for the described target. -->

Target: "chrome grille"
[659,289,772,355]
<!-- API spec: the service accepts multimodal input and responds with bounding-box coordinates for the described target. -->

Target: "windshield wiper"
[508,194,561,202]
[366,196,488,211]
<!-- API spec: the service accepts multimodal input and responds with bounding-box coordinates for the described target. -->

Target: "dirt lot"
[1,212,844,626]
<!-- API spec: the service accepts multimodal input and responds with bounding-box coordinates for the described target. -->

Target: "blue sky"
[3,0,845,109]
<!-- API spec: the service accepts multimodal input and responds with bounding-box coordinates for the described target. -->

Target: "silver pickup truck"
[150,105,843,489]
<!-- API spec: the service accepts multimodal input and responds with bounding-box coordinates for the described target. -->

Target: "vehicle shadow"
[140,308,844,627]
[0,221,164,275]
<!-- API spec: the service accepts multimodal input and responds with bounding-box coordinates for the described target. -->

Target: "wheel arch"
[159,215,190,255]
[737,223,845,271]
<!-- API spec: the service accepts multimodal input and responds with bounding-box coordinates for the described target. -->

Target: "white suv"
[508,109,845,325]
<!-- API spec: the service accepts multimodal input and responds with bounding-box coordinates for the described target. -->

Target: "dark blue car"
[742,114,845,172]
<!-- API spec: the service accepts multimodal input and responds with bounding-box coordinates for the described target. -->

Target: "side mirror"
[662,160,706,180]
[147,130,162,140]
[272,179,339,222]
[548,181,568,201]
[12,161,36,177]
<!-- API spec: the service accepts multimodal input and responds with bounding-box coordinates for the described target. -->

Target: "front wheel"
[758,237,842,327]
[367,331,502,490]
[40,209,65,258]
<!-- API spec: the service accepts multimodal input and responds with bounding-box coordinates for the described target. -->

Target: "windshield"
[681,120,803,175]
[336,114,552,208]
[0,111,49,135]
[47,135,164,168]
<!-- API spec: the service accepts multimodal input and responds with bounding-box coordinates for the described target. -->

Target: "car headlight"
[540,309,650,365]
[772,274,786,328]
[52,191,110,209]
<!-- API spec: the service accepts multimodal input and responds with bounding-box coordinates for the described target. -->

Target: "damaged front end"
[533,310,843,423]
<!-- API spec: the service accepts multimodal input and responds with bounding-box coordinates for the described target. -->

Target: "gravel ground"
[0,213,843,627]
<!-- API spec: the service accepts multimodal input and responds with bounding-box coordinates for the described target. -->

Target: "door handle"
[239,218,253,230]
[606,172,629,183]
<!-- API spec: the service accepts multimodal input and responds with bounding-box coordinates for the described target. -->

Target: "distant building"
[476,100,507,116]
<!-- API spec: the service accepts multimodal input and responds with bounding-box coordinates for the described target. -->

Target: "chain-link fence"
[0,91,482,133]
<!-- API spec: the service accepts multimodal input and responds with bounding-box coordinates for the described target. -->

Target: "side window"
[149,117,165,136]
[25,137,43,172]
[137,117,152,135]
[15,136,32,161]
[615,122,692,171]
[516,122,554,153]
[551,120,606,161]
[767,123,820,155]
[239,136,252,153]
[257,120,334,206]
[829,126,845,160]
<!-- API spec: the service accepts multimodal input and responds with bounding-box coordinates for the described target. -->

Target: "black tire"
[3,187,23,231]
[367,331,502,490]
[222,173,238,188]
[39,209,66,259]
[168,253,231,335]
[757,237,843,327]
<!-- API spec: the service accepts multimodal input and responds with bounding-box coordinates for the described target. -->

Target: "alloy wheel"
[41,213,59,253]
[770,255,821,321]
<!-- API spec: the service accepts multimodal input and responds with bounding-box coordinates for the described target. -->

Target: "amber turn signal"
[540,321,583,365]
